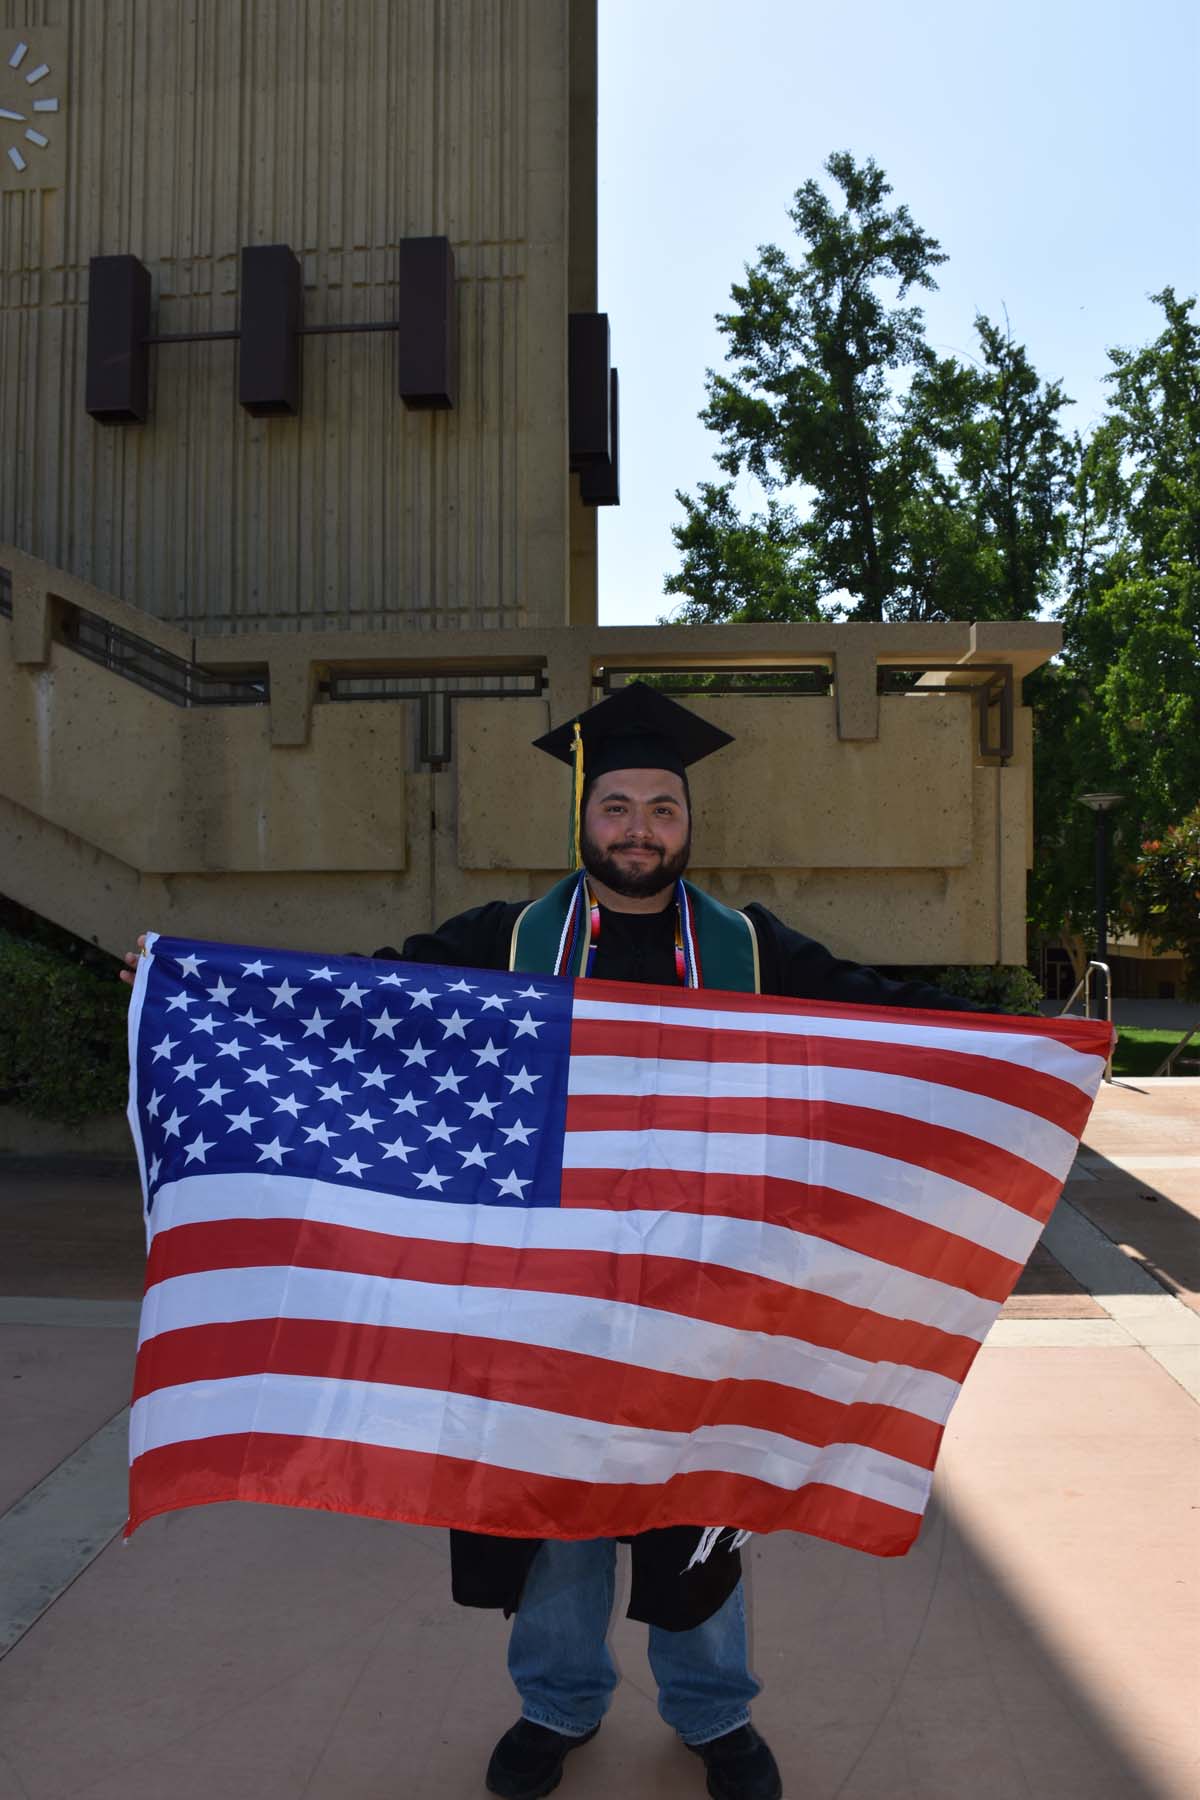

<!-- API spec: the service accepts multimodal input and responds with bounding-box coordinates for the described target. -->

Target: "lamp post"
[1078,792,1124,1014]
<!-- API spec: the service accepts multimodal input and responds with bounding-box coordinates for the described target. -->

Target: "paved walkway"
[0,1084,1197,1799]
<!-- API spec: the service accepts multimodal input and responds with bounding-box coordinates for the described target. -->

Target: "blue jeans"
[508,1538,760,1746]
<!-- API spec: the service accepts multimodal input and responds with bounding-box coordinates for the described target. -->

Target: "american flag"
[126,932,1112,1556]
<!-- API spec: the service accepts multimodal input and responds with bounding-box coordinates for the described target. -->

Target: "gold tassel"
[570,720,584,871]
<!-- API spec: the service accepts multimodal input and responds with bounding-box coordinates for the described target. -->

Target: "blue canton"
[133,937,573,1214]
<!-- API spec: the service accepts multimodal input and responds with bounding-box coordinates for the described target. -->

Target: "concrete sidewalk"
[0,1084,1197,1799]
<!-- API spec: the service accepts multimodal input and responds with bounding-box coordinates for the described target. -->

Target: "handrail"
[1060,959,1115,1081]
[1153,1023,1200,1078]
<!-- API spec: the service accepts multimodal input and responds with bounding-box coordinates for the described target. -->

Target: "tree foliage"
[667,153,1073,625]
[1123,809,1200,1001]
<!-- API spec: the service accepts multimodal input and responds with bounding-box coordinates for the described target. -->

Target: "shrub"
[925,963,1045,1015]
[0,929,129,1122]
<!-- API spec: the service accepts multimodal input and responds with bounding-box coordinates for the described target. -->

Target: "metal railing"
[1060,959,1115,1080]
[1153,1024,1200,1077]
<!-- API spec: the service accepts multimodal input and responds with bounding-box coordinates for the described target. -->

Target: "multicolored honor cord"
[554,872,701,987]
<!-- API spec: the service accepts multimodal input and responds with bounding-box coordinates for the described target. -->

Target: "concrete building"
[0,0,1059,968]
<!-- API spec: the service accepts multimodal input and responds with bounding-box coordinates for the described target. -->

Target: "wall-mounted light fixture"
[84,237,458,424]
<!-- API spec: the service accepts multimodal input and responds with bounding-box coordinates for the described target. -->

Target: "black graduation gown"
[386,897,981,1632]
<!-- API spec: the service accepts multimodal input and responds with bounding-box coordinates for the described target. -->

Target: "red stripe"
[565,1091,1059,1219]
[569,1016,1093,1136]
[128,1432,923,1555]
[132,1317,945,1469]
[572,977,1113,1058]
[144,1218,983,1382]
[559,1169,1020,1304]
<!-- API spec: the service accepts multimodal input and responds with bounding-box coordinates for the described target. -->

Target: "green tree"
[1124,809,1200,1001]
[1030,290,1200,961]
[667,155,1073,626]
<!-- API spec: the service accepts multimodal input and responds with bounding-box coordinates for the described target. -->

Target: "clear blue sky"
[596,0,1200,624]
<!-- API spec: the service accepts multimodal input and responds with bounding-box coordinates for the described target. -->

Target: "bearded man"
[388,682,980,1800]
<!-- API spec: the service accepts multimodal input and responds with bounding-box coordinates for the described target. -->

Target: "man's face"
[580,767,692,899]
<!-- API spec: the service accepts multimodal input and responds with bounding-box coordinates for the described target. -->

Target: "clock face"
[0,29,66,192]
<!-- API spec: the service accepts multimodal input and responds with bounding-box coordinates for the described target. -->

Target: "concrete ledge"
[0,1107,134,1164]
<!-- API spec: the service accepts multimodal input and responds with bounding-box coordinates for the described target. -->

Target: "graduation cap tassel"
[569,720,585,871]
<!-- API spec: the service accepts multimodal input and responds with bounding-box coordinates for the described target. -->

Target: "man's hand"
[118,933,149,988]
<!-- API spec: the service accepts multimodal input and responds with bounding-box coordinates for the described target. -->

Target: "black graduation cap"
[532,680,734,781]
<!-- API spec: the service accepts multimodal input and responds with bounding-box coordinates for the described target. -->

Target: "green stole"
[509,873,761,994]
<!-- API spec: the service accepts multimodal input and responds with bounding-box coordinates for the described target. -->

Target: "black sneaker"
[687,1724,783,1800]
[485,1718,601,1799]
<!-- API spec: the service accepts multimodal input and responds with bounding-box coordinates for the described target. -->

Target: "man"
[386,682,981,1800]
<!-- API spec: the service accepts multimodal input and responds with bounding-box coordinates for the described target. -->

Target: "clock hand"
[0,109,25,121]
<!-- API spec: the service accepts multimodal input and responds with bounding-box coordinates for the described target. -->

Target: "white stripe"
[137,1263,963,1426]
[562,1129,1044,1265]
[572,997,1106,1094]
[129,1372,933,1515]
[567,1056,1078,1182]
[147,1173,1001,1340]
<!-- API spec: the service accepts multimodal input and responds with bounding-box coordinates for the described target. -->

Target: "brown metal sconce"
[84,237,457,424]
[569,313,619,507]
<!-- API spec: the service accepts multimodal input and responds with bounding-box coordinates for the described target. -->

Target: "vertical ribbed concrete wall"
[0,0,589,631]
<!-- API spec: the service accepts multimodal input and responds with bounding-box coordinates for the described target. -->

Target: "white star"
[259,1032,286,1053]
[177,953,205,980]
[457,1143,495,1169]
[368,1009,400,1039]
[243,1063,277,1089]
[479,993,510,1012]
[515,985,547,1000]
[272,1092,306,1119]
[414,1166,450,1191]
[173,1055,204,1081]
[375,971,409,987]
[235,1007,263,1029]
[446,977,477,994]
[466,1094,501,1120]
[424,1117,460,1144]
[146,1089,163,1118]
[165,991,195,1014]
[308,964,338,981]
[391,1090,426,1116]
[433,1068,467,1094]
[268,977,300,1009]
[216,1037,247,1061]
[330,1039,362,1064]
[473,1038,506,1068]
[347,1108,381,1135]
[317,1081,350,1105]
[303,1122,340,1147]
[506,1066,540,1095]
[337,981,368,1008]
[287,1055,318,1076]
[301,1009,330,1039]
[493,1169,532,1199]
[190,1012,219,1036]
[358,1064,392,1091]
[380,1135,414,1161]
[197,1079,231,1106]
[206,977,236,1006]
[183,1132,214,1165]
[241,959,272,978]
[151,1033,177,1062]
[225,1107,262,1134]
[512,1012,543,1040]
[440,1010,468,1039]
[408,986,437,1010]
[403,1040,432,1068]
[148,1154,162,1186]
[334,1152,371,1179]
[162,1107,187,1139]
[501,1119,537,1146]
[256,1137,291,1166]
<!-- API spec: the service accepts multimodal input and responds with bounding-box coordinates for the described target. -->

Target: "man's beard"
[580,823,692,900]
